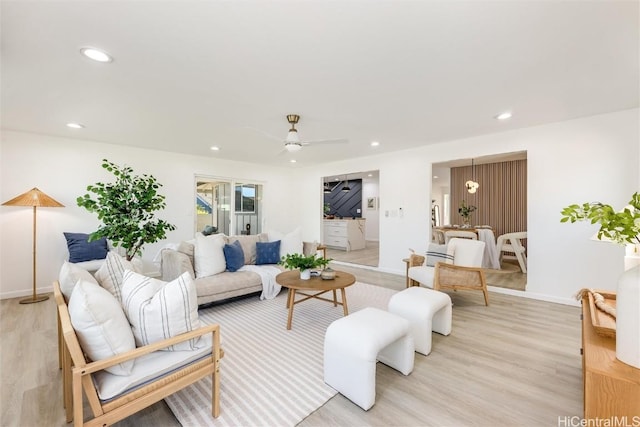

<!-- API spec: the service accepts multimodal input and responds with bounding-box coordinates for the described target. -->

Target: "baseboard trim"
[1,286,54,300]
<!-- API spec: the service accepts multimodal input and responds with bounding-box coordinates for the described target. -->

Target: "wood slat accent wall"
[450,159,527,239]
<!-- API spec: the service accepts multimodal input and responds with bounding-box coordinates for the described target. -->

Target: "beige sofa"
[161,233,318,306]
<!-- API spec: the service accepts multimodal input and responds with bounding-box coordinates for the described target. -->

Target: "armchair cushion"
[95,252,141,303]
[59,261,99,300]
[425,244,453,267]
[68,280,136,376]
[92,334,213,401]
[408,266,436,288]
[121,270,203,351]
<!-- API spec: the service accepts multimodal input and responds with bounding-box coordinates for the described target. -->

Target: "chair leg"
[482,288,490,306]
[515,250,527,273]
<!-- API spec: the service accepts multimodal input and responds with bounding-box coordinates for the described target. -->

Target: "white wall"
[2,109,638,303]
[0,131,297,299]
[361,178,379,241]
[295,109,639,304]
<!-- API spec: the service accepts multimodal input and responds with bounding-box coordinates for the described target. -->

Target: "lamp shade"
[2,187,64,207]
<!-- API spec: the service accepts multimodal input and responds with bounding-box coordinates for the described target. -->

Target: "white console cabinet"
[323,219,366,251]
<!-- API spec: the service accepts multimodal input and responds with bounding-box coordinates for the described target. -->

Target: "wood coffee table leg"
[332,289,337,306]
[340,287,349,316]
[287,289,296,330]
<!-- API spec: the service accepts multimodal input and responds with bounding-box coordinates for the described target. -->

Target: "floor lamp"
[2,187,64,304]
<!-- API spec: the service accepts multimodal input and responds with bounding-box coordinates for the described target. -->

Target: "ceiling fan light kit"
[275,114,348,154]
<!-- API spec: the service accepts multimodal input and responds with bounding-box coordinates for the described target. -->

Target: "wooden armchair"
[407,238,489,305]
[54,281,222,426]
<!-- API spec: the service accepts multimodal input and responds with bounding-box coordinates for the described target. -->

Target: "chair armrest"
[77,324,221,376]
[161,249,195,281]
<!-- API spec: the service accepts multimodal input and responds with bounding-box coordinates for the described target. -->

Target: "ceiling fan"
[280,114,348,153]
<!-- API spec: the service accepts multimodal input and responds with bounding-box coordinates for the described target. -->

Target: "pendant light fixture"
[341,174,351,192]
[323,182,331,193]
[465,159,480,194]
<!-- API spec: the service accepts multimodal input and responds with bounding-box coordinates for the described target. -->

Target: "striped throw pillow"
[121,270,203,351]
[425,244,454,267]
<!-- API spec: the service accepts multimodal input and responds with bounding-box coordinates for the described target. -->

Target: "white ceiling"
[2,1,638,168]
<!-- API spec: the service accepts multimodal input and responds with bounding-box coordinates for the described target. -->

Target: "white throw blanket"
[239,265,282,300]
[477,229,500,269]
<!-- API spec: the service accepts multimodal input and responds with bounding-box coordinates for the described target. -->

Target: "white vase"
[616,264,640,369]
[300,269,311,280]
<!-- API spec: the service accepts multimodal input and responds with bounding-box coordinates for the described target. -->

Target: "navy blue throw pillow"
[256,240,281,265]
[64,232,108,263]
[223,240,245,272]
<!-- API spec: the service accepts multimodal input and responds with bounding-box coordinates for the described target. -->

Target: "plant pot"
[300,269,311,280]
[616,264,640,368]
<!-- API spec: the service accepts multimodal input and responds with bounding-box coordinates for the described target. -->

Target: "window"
[235,184,256,213]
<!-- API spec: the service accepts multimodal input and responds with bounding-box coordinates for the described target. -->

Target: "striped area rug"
[164,282,397,427]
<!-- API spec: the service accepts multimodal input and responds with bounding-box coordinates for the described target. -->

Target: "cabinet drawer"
[325,236,348,248]
[325,226,348,237]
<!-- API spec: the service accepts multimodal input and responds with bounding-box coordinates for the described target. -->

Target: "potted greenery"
[458,200,477,227]
[279,253,332,280]
[77,159,176,260]
[561,192,639,369]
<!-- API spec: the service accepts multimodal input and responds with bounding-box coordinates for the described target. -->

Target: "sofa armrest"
[161,249,195,281]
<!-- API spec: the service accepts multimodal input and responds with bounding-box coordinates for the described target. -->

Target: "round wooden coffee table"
[276,270,356,330]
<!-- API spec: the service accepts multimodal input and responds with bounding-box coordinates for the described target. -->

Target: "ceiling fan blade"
[304,138,349,145]
[242,126,283,142]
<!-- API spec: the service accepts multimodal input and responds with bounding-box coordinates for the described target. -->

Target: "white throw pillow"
[194,233,226,278]
[121,270,202,351]
[68,280,136,376]
[269,227,303,258]
[95,251,140,303]
[59,261,99,301]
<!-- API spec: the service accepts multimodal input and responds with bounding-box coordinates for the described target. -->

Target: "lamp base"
[19,294,49,304]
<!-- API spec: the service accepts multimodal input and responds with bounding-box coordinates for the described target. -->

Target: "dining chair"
[496,231,527,273]
[432,229,446,244]
[444,230,477,244]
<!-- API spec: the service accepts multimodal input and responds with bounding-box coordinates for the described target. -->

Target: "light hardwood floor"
[0,264,582,427]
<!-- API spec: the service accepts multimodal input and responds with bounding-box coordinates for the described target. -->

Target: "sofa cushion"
[95,252,140,303]
[227,233,268,265]
[121,270,202,351]
[194,233,226,278]
[64,232,108,263]
[223,240,245,272]
[59,261,99,301]
[68,279,136,376]
[256,240,281,265]
[268,227,303,258]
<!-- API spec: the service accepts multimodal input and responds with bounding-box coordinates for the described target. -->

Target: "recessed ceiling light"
[66,122,84,129]
[210,146,220,151]
[80,47,113,63]
[368,174,373,177]
[433,175,439,179]
[370,141,380,147]
[289,159,297,163]
[495,112,513,120]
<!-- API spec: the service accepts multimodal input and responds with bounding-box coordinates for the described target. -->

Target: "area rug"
[164,282,397,427]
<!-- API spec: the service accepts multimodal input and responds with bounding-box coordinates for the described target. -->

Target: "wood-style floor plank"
[0,264,581,427]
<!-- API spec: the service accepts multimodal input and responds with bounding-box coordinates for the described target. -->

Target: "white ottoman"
[324,307,415,411]
[388,287,452,356]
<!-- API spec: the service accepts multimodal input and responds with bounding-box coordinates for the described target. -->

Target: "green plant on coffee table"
[560,192,640,245]
[77,159,176,260]
[279,253,332,271]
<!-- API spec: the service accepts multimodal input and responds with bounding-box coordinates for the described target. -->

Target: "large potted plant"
[77,159,176,260]
[561,192,640,369]
[279,253,331,280]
